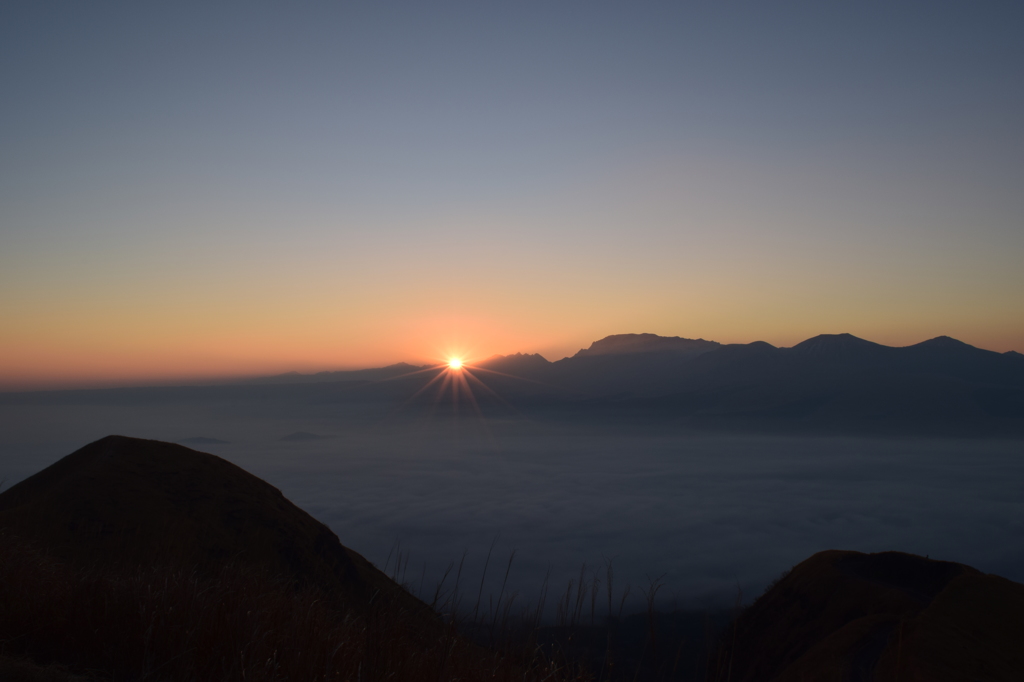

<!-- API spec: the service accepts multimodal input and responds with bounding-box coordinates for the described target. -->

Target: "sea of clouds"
[2,387,1023,615]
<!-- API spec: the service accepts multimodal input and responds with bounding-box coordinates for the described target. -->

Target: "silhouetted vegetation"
[0,529,593,681]
[1,530,732,681]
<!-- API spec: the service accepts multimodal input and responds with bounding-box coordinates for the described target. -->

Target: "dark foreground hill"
[720,549,1024,681]
[0,436,580,682]
[0,435,415,614]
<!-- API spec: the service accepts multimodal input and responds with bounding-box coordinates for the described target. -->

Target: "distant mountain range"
[244,362,423,385]
[249,333,1024,436]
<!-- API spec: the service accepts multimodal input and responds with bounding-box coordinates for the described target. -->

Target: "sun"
[448,358,463,370]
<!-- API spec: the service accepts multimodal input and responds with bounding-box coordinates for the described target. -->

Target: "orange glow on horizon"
[0,303,1021,391]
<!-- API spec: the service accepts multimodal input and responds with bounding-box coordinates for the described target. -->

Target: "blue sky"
[2,2,1022,386]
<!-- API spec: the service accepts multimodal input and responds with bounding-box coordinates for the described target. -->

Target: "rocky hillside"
[721,549,1024,681]
[0,435,419,614]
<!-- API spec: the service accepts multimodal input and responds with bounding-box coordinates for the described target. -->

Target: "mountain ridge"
[0,435,424,614]
[723,549,1024,681]
[571,333,720,358]
[4,333,1021,437]
[249,332,1019,383]
[461,332,1024,435]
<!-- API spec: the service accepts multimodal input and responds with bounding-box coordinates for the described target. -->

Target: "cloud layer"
[3,391,1021,613]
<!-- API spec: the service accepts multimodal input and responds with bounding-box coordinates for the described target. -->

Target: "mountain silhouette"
[246,362,424,385]
[476,352,553,379]
[227,332,1024,436]
[571,333,720,357]
[0,435,422,613]
[790,332,895,362]
[479,333,1024,435]
[0,438,578,680]
[723,549,1024,681]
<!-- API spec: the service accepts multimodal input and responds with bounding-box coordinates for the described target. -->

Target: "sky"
[2,2,1023,389]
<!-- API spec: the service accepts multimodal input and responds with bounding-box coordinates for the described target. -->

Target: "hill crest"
[572,333,719,358]
[726,549,1024,680]
[0,435,420,611]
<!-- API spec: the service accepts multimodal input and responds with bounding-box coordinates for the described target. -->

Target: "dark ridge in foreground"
[0,436,587,682]
[0,435,418,613]
[2,437,1024,680]
[721,549,1024,681]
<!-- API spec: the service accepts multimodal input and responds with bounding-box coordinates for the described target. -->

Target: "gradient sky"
[2,2,1023,389]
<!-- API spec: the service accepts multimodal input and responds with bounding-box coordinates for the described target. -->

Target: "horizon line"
[2,330,1018,394]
